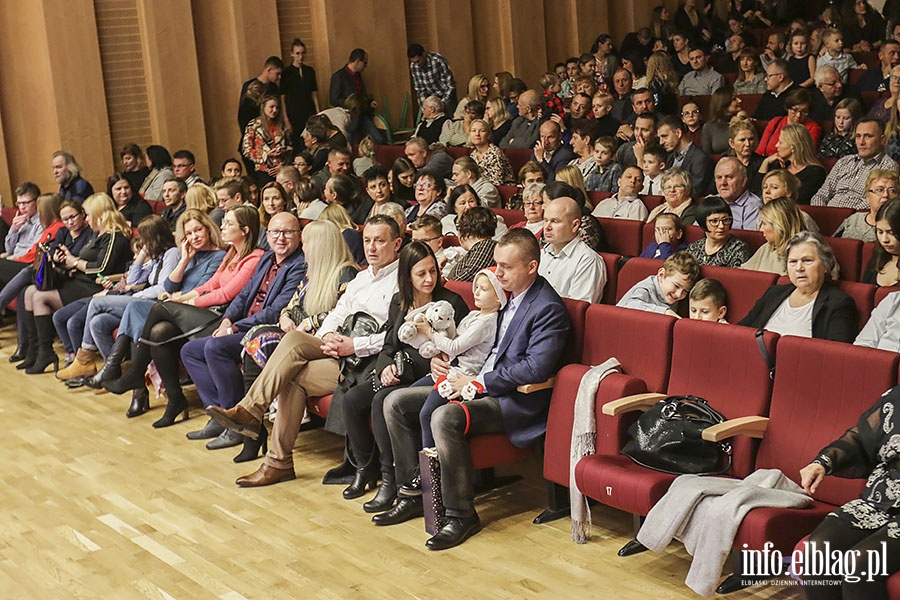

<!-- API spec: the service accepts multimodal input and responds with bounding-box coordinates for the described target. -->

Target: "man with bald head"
[532,120,575,180]
[500,89,542,149]
[539,197,606,303]
[181,211,308,450]
[712,157,761,230]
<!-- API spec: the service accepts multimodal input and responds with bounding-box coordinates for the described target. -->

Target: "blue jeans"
[84,295,140,357]
[52,298,90,355]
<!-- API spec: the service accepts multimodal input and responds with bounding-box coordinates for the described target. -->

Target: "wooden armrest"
[601,393,666,416]
[517,378,555,394]
[702,416,770,442]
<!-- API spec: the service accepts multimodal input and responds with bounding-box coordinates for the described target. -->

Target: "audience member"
[742,197,808,275]
[678,44,725,95]
[647,168,697,225]
[450,157,500,209]
[539,197,606,303]
[330,48,368,108]
[820,97,863,158]
[617,251,700,316]
[52,151,94,203]
[118,144,151,195]
[404,136,453,182]
[834,170,899,243]
[754,59,796,120]
[533,120,576,181]
[281,38,319,147]
[658,115,712,197]
[591,166,648,220]
[413,96,449,145]
[408,44,457,110]
[640,212,688,260]
[687,196,752,267]
[639,145,667,196]
[862,199,900,286]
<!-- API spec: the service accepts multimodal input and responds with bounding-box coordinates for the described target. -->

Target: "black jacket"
[738,282,859,343]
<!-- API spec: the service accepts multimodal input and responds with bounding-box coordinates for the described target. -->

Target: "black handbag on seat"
[622,395,733,476]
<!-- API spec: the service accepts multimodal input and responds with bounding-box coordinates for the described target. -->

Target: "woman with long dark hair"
[339,241,468,508]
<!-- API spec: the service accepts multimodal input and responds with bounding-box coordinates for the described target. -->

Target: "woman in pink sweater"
[104,206,263,427]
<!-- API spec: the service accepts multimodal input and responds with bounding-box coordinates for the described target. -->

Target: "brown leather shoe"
[206,405,261,439]
[235,463,295,487]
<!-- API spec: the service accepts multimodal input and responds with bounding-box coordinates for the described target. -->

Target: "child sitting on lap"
[418,268,505,447]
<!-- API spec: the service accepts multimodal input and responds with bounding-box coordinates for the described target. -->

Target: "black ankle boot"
[152,390,189,428]
[25,315,59,375]
[103,341,150,394]
[8,340,27,363]
[343,453,380,500]
[233,422,269,463]
[125,388,150,418]
[363,470,397,513]
[85,335,130,389]
[17,311,38,370]
[323,456,356,485]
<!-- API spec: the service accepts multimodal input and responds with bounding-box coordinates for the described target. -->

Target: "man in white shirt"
[209,215,403,487]
[540,197,606,302]
[592,166,649,220]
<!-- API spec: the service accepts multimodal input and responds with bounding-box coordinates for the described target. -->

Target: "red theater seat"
[596,217,645,257]
[801,205,854,236]
[615,257,663,303]
[598,252,622,305]
[826,236,862,281]
[503,148,533,174]
[698,265,779,322]
[493,208,525,228]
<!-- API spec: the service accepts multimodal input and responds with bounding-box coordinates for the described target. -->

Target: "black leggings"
[342,379,399,471]
[132,303,191,399]
[803,515,900,600]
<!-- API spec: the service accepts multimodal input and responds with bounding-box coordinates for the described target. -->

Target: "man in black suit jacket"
[329,48,368,108]
[658,115,712,197]
[753,59,796,121]
[532,120,576,181]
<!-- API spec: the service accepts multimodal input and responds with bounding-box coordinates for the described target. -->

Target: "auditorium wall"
[0,0,662,204]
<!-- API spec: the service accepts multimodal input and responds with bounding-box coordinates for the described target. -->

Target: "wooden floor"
[0,328,804,600]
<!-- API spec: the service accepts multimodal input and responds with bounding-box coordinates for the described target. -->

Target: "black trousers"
[803,514,900,600]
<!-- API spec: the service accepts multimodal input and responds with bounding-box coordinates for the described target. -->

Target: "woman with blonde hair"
[104,206,262,428]
[185,183,217,214]
[760,169,820,233]
[728,115,765,195]
[469,119,515,186]
[230,220,360,461]
[320,203,365,265]
[759,123,826,204]
[742,197,808,275]
[645,51,679,116]
[554,164,593,210]
[485,97,512,146]
[454,74,491,120]
[22,193,133,374]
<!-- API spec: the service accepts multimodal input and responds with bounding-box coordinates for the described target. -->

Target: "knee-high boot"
[25,315,59,374]
[102,340,150,394]
[16,310,38,370]
[85,335,131,389]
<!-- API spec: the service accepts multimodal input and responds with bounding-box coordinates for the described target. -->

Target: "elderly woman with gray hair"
[646,168,697,225]
[739,231,858,342]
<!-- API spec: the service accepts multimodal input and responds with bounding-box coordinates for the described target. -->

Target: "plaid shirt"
[811,152,899,210]
[410,52,456,104]
[447,238,496,282]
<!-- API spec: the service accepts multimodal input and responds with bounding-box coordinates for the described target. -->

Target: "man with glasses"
[678,44,725,96]
[812,118,899,210]
[709,158,760,230]
[208,215,402,487]
[172,149,205,188]
[811,65,861,122]
[754,59,795,121]
[2,182,40,259]
[181,211,308,451]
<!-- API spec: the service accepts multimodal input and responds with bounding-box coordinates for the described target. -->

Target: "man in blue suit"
[379,229,570,549]
[180,212,307,449]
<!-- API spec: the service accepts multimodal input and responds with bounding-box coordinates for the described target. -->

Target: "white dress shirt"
[539,237,607,303]
[591,195,649,221]
[317,259,399,357]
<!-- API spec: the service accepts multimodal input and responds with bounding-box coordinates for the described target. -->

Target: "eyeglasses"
[16,199,36,208]
[788,106,810,115]
[414,235,441,243]
[819,81,837,88]
[267,229,300,238]
[523,200,544,207]
[415,183,435,190]
[662,184,687,192]
[764,72,784,79]
[707,217,733,227]
[891,76,900,83]
[869,187,900,196]
[61,214,81,222]
[681,110,700,116]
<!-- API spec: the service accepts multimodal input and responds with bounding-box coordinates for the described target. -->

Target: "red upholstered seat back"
[615,257,663,302]
[755,337,899,507]
[561,298,589,366]
[827,236,862,281]
[835,280,875,328]
[493,208,525,228]
[374,145,405,168]
[729,228,766,252]
[665,320,778,477]
[595,217,644,257]
[496,185,518,207]
[861,242,876,280]
[583,304,676,395]
[598,252,622,304]
[699,265,779,323]
[504,148,533,174]
[801,206,854,237]
[443,279,475,310]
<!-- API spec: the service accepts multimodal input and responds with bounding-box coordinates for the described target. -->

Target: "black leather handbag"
[622,395,733,476]
[336,311,382,391]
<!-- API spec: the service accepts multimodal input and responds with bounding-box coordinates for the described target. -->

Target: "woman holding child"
[339,241,469,512]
